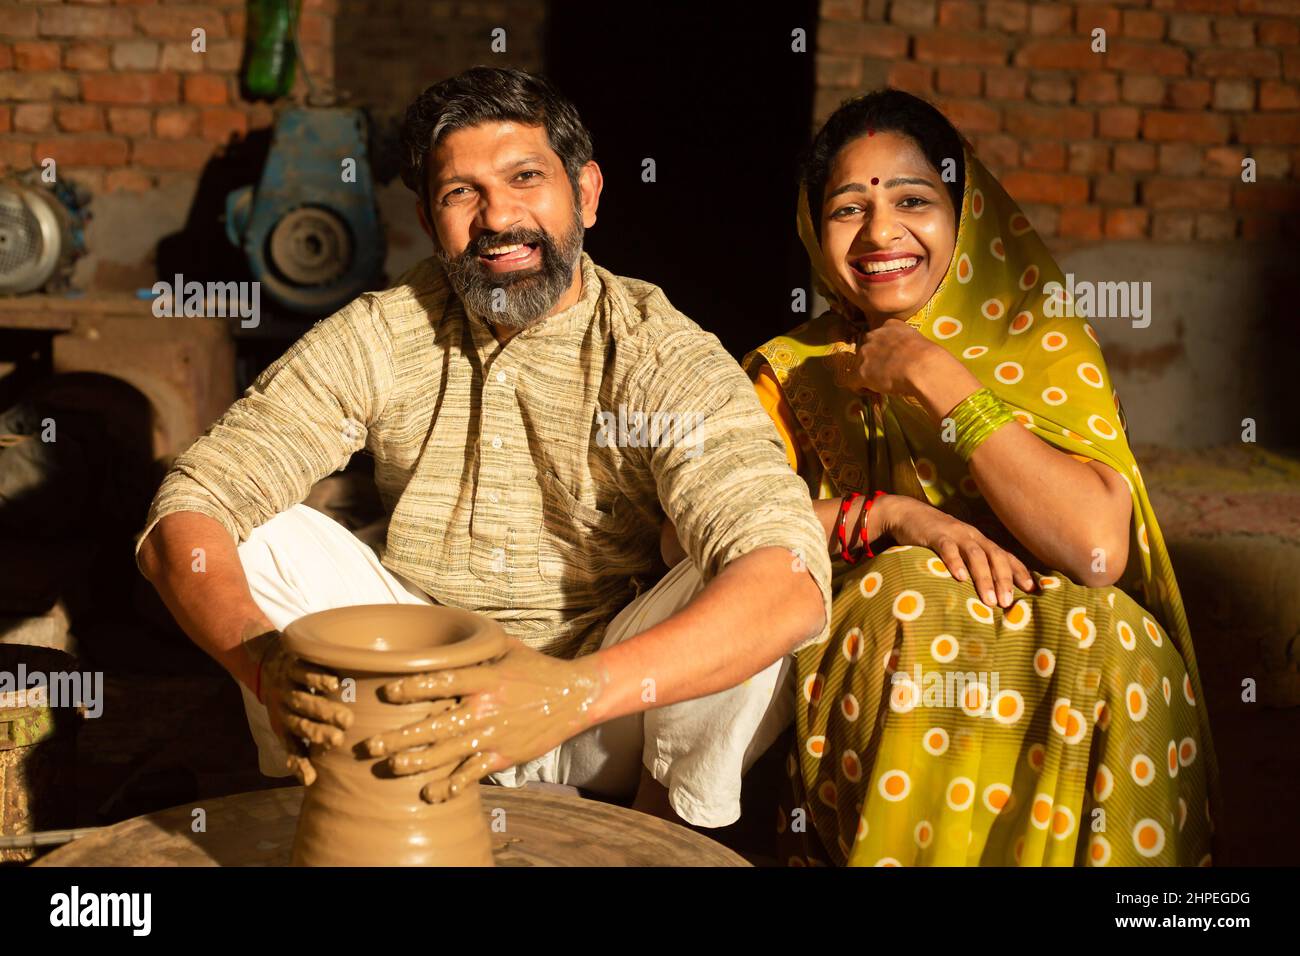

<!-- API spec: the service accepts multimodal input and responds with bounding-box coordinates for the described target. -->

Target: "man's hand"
[363,637,608,804]
[884,496,1036,609]
[247,631,354,786]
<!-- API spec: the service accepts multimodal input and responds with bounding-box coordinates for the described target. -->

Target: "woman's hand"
[882,495,1036,608]
[848,318,955,397]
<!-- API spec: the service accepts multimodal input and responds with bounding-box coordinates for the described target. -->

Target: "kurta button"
[496,370,507,384]
[487,491,499,503]
[491,435,502,449]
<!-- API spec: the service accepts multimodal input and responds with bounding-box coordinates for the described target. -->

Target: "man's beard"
[436,208,585,331]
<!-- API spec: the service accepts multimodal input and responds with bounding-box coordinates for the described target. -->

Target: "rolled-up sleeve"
[626,326,832,650]
[134,294,395,568]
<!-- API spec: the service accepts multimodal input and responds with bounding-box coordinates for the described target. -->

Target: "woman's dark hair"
[400,66,593,218]
[802,88,966,233]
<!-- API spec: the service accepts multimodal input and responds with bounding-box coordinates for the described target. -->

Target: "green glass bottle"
[244,0,298,99]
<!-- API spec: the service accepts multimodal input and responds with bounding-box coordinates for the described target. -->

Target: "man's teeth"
[859,256,920,274]
[482,243,527,256]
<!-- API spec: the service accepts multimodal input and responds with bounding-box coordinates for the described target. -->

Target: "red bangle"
[857,490,887,559]
[837,492,862,564]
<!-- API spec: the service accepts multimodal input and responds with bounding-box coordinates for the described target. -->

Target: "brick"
[985,0,1028,31]
[13,104,53,134]
[1260,81,1300,110]
[297,12,332,45]
[1077,72,1120,104]
[205,40,242,72]
[37,6,134,38]
[973,133,1019,168]
[1002,171,1090,203]
[135,7,230,40]
[887,62,933,94]
[1016,39,1104,72]
[1098,105,1140,138]
[936,0,980,29]
[201,107,248,142]
[933,97,1001,133]
[1005,104,1095,139]
[822,0,864,18]
[1258,19,1300,45]
[1121,74,1166,105]
[1212,18,1256,47]
[1194,211,1236,239]
[107,107,152,135]
[1103,208,1150,238]
[82,72,180,104]
[4,7,38,38]
[155,107,199,139]
[13,41,60,72]
[1158,143,1203,175]
[1168,15,1212,45]
[1059,205,1103,239]
[984,68,1027,100]
[1029,3,1072,34]
[55,105,104,133]
[183,73,228,104]
[1239,0,1300,16]
[1114,142,1158,172]
[1075,5,1122,36]
[1287,49,1300,82]
[1069,141,1111,174]
[131,137,215,169]
[1203,145,1248,176]
[0,72,79,101]
[1029,74,1074,103]
[1168,79,1212,110]
[889,0,937,28]
[1234,181,1300,210]
[0,141,36,173]
[817,54,862,88]
[936,66,982,97]
[105,168,155,194]
[1240,213,1282,239]
[1122,10,1166,40]
[1106,42,1189,76]
[1095,173,1137,204]
[1194,49,1280,79]
[820,21,909,58]
[1142,111,1231,143]
[1022,140,1066,169]
[65,43,110,71]
[1150,210,1194,240]
[0,106,9,135]
[161,41,213,72]
[1141,177,1231,208]
[1153,0,1235,13]
[915,33,1008,66]
[0,46,10,71]
[1236,112,1300,144]
[33,137,130,167]
[1213,79,1256,111]
[112,41,160,71]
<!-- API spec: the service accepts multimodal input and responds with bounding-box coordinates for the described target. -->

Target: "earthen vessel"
[282,603,507,866]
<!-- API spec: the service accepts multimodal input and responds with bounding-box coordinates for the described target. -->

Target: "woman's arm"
[906,349,1132,588]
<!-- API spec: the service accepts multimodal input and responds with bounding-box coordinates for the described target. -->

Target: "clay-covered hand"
[247,630,354,786]
[884,495,1037,609]
[362,637,609,803]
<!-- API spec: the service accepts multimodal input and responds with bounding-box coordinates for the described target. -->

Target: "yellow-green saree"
[743,141,1219,866]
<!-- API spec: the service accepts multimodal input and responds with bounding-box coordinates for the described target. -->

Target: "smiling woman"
[742,89,1219,867]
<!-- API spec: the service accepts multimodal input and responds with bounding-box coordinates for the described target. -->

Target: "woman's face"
[819,130,958,325]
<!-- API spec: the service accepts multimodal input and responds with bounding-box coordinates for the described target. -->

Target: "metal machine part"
[0,180,77,295]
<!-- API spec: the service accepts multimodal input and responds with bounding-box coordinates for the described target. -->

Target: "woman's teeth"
[859,256,920,274]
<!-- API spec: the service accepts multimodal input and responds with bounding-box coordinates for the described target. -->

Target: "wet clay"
[281,604,508,867]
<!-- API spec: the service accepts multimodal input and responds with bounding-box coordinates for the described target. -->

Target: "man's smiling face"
[417,120,602,330]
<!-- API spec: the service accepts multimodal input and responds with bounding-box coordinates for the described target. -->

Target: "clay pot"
[282,603,508,867]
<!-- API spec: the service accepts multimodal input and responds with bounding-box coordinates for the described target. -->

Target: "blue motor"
[225,107,384,316]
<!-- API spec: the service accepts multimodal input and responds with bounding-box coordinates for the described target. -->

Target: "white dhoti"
[235,503,793,827]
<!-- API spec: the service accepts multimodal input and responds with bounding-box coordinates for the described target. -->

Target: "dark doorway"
[545,1,818,359]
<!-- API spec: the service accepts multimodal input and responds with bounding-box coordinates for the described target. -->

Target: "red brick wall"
[0,0,337,195]
[815,0,1300,240]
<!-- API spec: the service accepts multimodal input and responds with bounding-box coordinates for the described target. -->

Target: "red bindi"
[871,177,879,185]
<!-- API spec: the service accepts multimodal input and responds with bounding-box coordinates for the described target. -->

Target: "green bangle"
[951,387,1017,462]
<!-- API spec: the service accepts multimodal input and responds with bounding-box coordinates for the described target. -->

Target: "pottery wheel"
[33,785,750,867]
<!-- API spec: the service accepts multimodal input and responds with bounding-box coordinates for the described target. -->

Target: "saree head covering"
[742,137,1220,814]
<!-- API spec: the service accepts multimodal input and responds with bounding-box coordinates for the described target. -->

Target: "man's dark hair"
[802,88,966,233]
[400,66,594,220]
